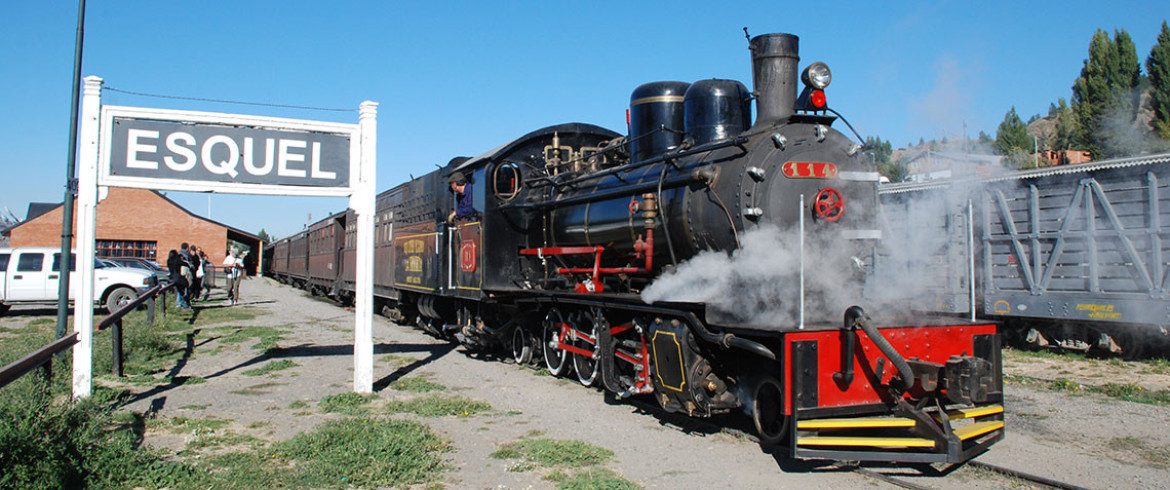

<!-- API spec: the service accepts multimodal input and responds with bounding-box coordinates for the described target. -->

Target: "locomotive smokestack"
[749,33,800,129]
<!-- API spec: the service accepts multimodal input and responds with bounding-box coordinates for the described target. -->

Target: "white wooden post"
[352,101,377,393]
[73,75,103,398]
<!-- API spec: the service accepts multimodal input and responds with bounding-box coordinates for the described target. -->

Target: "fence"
[0,277,176,390]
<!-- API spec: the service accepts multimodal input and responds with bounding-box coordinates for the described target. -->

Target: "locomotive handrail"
[502,172,705,211]
[550,136,749,190]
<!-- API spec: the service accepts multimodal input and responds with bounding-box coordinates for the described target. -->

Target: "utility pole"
[57,0,87,342]
[1034,135,1039,169]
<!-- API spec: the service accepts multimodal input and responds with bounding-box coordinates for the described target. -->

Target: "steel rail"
[969,461,1089,490]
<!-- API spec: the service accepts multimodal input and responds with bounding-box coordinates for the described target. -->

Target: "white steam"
[640,224,870,329]
[640,186,979,329]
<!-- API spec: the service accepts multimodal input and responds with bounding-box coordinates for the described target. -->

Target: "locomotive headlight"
[802,62,832,89]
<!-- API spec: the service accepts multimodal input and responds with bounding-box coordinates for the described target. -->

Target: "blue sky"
[1,1,1165,238]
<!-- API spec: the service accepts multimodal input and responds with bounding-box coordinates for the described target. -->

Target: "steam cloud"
[640,189,976,329]
[640,224,873,329]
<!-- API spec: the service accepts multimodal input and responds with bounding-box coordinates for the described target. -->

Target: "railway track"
[967,461,1089,490]
[838,460,1090,490]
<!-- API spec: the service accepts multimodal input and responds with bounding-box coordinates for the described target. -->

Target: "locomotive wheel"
[572,311,601,386]
[542,308,571,376]
[511,325,534,365]
[751,376,790,446]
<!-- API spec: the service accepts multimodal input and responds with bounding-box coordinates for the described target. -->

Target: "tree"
[1048,98,1077,151]
[1071,28,1144,158]
[258,228,272,243]
[864,136,893,165]
[1148,21,1170,140]
[879,159,908,183]
[995,107,1031,154]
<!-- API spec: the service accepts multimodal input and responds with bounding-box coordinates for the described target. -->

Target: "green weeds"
[389,376,446,393]
[319,392,379,415]
[242,359,299,377]
[1010,374,1170,406]
[385,394,492,417]
[490,437,639,489]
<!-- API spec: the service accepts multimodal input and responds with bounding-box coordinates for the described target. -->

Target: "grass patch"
[153,416,231,435]
[386,394,492,418]
[0,377,201,489]
[211,325,289,353]
[186,430,263,450]
[1010,374,1170,406]
[242,359,299,377]
[1100,383,1170,405]
[0,307,451,488]
[389,376,446,393]
[288,400,309,410]
[269,418,448,487]
[546,467,642,489]
[319,392,379,415]
[492,437,635,489]
[491,438,613,467]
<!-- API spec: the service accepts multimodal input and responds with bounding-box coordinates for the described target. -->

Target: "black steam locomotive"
[267,33,1004,463]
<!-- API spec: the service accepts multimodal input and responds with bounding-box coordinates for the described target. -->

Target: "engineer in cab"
[446,171,477,224]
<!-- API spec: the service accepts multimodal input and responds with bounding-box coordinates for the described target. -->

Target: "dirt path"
[17,277,1166,489]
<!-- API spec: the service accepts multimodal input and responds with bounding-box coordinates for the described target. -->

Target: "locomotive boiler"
[267,32,1005,464]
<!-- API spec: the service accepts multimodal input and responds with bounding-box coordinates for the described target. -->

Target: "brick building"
[5,187,262,275]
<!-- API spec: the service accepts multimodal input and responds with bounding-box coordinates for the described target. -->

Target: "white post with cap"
[352,101,377,393]
[73,75,103,398]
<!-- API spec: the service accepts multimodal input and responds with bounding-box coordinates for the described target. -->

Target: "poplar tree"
[1052,98,1078,151]
[1148,21,1170,140]
[1071,28,1143,158]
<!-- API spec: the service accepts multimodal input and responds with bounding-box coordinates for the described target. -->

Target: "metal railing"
[0,276,176,389]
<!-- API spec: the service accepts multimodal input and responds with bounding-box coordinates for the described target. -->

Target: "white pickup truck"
[0,247,155,315]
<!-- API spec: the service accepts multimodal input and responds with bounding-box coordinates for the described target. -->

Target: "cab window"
[0,253,9,271]
[17,253,45,272]
[493,162,522,201]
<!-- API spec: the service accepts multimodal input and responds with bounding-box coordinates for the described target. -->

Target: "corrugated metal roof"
[879,152,1170,195]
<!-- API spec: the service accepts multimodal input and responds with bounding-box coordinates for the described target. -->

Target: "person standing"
[199,250,212,301]
[166,250,190,309]
[190,245,204,302]
[223,249,244,305]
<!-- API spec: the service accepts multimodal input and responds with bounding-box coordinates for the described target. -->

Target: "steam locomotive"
[266,33,1004,463]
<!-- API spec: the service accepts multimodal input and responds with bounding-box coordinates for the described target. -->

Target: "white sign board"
[99,106,359,196]
[73,76,378,397]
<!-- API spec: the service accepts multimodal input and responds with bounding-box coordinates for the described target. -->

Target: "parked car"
[105,257,171,283]
[0,247,154,315]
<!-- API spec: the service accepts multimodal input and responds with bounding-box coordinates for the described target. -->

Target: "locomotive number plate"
[460,239,477,272]
[782,162,838,179]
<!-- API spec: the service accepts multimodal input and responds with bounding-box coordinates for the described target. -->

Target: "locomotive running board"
[791,404,1005,463]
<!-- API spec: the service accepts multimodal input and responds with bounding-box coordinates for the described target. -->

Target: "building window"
[97,239,157,260]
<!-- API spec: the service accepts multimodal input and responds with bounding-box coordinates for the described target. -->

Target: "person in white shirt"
[222,249,244,305]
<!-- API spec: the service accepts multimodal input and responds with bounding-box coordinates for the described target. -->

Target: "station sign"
[99,106,359,197]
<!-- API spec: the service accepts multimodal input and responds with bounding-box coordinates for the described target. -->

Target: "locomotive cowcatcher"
[266,32,1004,463]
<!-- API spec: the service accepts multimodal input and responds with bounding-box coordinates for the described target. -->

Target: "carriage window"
[493,162,522,201]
